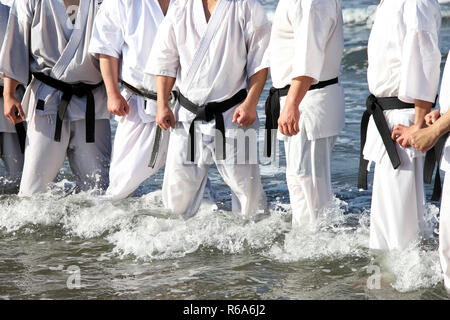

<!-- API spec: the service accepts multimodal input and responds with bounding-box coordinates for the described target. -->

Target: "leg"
[67,119,111,192]
[19,115,69,196]
[216,163,267,219]
[284,130,336,229]
[214,133,267,219]
[0,132,24,184]
[105,104,169,201]
[162,124,209,217]
[369,155,425,251]
[440,173,450,291]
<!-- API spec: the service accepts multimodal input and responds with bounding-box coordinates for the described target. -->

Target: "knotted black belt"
[121,80,178,168]
[358,95,444,201]
[179,89,247,162]
[358,95,415,190]
[32,72,103,143]
[264,77,339,157]
[1,84,27,153]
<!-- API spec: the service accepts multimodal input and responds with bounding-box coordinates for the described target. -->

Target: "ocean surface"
[1,0,450,300]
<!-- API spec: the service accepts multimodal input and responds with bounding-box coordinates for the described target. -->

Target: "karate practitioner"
[359,0,441,251]
[88,0,174,201]
[267,0,345,229]
[0,0,112,196]
[399,54,450,292]
[147,0,269,218]
[0,2,25,188]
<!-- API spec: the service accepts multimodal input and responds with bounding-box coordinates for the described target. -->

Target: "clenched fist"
[4,95,25,125]
[156,105,176,130]
[107,93,130,116]
[278,103,300,136]
[232,101,257,127]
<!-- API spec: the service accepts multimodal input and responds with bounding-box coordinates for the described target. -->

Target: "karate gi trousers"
[0,132,24,185]
[19,114,111,196]
[439,140,450,291]
[283,125,336,230]
[162,124,267,218]
[105,99,169,201]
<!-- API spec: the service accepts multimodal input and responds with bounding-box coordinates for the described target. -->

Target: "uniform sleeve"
[88,0,124,59]
[244,0,271,78]
[398,1,442,103]
[291,0,337,84]
[145,11,179,78]
[439,52,450,114]
[0,0,32,85]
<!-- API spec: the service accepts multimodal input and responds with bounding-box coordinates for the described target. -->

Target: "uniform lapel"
[51,0,90,79]
[184,0,231,92]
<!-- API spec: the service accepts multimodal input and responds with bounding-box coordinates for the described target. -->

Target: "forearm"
[3,77,19,98]
[99,54,121,97]
[413,99,433,127]
[285,76,314,110]
[246,69,268,111]
[156,75,176,110]
[431,110,450,138]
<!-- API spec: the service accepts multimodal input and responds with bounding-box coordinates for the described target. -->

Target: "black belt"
[179,89,247,162]
[32,72,103,143]
[121,80,178,108]
[359,95,443,199]
[424,132,449,201]
[358,95,415,190]
[121,80,158,101]
[1,84,27,153]
[264,77,339,157]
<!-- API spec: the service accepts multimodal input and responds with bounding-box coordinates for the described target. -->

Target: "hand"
[391,124,422,148]
[156,105,176,130]
[107,93,129,116]
[277,102,300,136]
[3,95,25,125]
[425,109,441,126]
[410,126,440,153]
[232,101,257,127]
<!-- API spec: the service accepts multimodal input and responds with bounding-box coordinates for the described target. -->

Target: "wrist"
[284,100,299,112]
[242,98,257,111]
[107,88,122,99]
[3,93,16,100]
[157,102,170,111]
[433,121,447,139]
[412,122,426,129]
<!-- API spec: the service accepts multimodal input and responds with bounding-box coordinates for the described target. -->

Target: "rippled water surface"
[1,0,450,300]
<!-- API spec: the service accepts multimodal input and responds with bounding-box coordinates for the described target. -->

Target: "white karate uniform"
[437,53,450,291]
[0,3,24,185]
[0,0,111,196]
[364,0,441,251]
[147,0,270,218]
[89,0,172,201]
[269,0,345,229]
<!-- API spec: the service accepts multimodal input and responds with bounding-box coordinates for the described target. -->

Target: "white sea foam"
[342,6,377,27]
[266,198,369,261]
[107,198,290,260]
[340,6,450,28]
[381,246,443,293]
